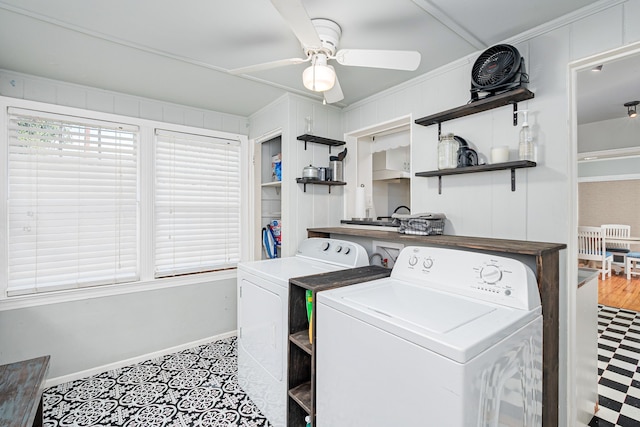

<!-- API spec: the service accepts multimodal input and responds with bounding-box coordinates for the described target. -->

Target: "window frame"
[0,97,249,311]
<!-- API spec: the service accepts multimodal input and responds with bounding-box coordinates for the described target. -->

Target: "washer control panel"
[391,246,539,310]
[296,238,369,268]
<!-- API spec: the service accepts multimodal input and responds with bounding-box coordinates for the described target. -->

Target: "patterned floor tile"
[43,336,271,427]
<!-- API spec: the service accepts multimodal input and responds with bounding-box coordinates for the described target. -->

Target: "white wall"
[0,69,248,134]
[579,156,640,178]
[0,69,248,380]
[0,279,237,380]
[579,116,640,152]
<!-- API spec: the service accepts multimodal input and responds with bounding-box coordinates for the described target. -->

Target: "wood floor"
[598,270,640,311]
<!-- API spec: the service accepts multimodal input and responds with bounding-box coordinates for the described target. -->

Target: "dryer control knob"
[480,265,502,284]
[335,245,343,253]
[322,242,330,251]
[423,258,434,269]
[408,255,418,266]
[344,247,351,255]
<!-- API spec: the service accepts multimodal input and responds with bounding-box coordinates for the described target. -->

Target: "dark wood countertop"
[307,227,566,256]
[290,265,391,292]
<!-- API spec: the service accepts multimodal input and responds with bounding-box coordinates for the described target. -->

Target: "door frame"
[567,41,640,425]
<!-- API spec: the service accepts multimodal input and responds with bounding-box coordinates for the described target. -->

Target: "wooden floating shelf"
[297,134,346,152]
[414,88,535,128]
[415,160,536,194]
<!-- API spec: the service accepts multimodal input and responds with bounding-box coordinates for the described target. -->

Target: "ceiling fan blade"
[270,0,322,48]
[229,57,308,75]
[323,68,344,104]
[335,49,421,71]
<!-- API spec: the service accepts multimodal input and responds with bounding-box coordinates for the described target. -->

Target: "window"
[7,108,139,296]
[154,129,241,277]
[3,102,246,301]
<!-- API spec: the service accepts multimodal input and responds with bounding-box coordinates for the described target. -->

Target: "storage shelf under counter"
[287,265,392,427]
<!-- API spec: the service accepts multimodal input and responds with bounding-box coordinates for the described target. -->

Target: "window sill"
[0,269,237,312]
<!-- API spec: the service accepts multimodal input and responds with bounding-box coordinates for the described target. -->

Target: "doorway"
[571,43,640,426]
[575,50,640,309]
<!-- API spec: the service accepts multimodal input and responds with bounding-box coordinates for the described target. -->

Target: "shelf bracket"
[513,103,518,126]
[511,168,516,191]
[437,122,441,138]
[300,182,334,193]
[438,176,442,195]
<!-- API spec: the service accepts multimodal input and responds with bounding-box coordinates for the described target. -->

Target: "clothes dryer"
[237,238,368,427]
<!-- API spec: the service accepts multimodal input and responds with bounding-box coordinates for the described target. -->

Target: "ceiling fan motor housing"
[470,44,529,102]
[304,18,342,57]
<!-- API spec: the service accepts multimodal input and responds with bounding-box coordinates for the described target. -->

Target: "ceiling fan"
[229,0,421,104]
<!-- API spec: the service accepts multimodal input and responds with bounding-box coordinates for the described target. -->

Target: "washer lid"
[238,257,343,287]
[317,278,541,363]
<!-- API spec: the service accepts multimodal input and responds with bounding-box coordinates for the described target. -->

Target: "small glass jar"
[438,133,458,169]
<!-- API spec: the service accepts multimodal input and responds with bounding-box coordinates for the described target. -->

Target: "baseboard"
[45,330,237,388]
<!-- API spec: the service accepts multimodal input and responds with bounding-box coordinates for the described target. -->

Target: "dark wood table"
[0,355,51,427]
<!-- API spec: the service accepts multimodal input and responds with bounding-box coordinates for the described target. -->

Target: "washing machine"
[316,246,542,427]
[237,237,368,427]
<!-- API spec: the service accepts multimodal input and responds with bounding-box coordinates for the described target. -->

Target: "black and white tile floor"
[42,336,271,427]
[590,305,640,426]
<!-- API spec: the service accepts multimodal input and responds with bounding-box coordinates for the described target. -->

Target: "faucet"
[393,205,410,214]
[377,205,410,221]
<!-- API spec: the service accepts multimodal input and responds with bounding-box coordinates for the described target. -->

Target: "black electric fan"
[470,44,529,102]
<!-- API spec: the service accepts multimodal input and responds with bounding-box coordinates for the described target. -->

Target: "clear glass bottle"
[438,133,458,169]
[518,110,537,162]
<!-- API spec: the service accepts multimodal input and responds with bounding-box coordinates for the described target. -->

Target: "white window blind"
[154,129,241,277]
[7,108,139,295]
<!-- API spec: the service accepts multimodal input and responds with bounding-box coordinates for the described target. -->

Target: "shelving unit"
[413,88,536,194]
[287,266,392,427]
[260,136,282,259]
[416,160,536,194]
[296,134,345,152]
[296,178,346,193]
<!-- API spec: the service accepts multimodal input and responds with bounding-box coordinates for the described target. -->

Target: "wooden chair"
[602,224,631,274]
[627,252,640,280]
[578,226,613,280]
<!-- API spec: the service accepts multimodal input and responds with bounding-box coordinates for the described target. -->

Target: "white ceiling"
[0,0,604,117]
[577,53,640,125]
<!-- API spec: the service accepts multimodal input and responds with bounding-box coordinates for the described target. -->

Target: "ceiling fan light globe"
[302,64,335,92]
